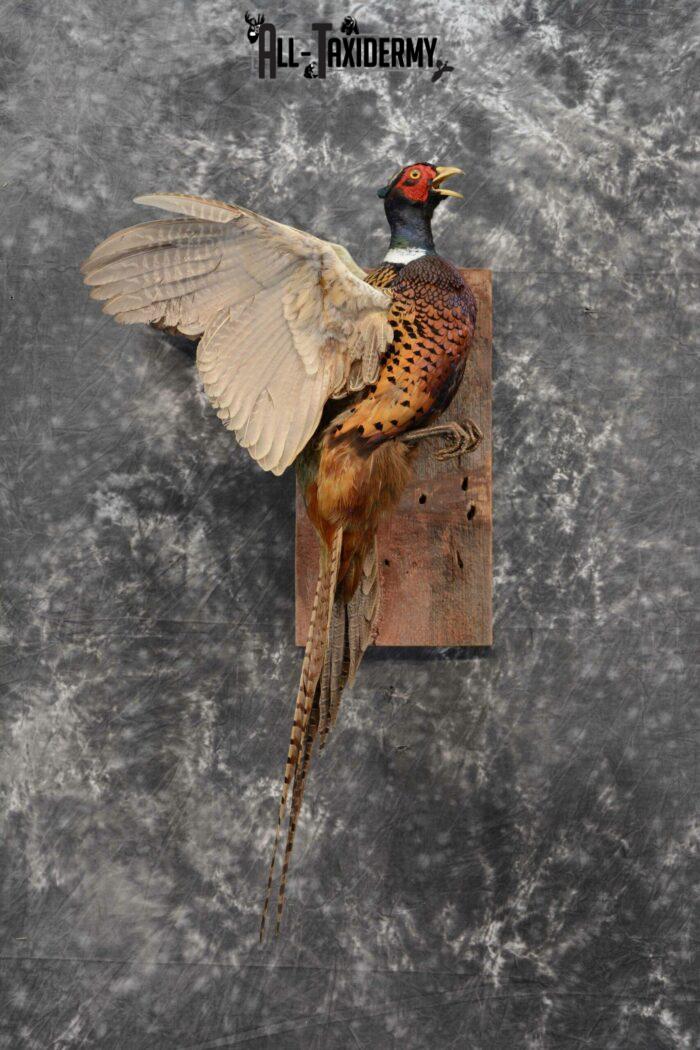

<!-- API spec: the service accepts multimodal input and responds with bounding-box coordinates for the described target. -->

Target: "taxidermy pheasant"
[81,163,481,936]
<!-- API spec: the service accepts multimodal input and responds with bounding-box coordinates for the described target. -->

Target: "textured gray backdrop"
[1,1,698,1047]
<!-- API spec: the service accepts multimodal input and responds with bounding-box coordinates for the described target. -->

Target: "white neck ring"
[383,246,428,264]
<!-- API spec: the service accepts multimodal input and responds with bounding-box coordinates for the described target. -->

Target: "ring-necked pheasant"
[81,162,481,936]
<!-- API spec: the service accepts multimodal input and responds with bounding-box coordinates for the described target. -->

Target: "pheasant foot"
[402,419,483,460]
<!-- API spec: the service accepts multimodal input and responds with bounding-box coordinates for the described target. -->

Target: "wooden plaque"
[295,268,492,647]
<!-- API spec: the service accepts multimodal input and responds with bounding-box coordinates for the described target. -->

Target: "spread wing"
[81,193,392,475]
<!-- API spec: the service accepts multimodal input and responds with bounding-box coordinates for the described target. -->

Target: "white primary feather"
[82,193,392,474]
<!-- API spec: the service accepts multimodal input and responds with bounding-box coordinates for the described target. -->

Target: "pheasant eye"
[409,169,421,179]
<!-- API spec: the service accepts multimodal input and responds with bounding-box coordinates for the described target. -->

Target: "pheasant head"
[378,163,463,261]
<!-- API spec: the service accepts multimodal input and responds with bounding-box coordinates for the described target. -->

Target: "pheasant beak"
[432,166,464,199]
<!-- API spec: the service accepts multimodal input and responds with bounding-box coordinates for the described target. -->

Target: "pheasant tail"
[319,537,380,747]
[259,527,343,940]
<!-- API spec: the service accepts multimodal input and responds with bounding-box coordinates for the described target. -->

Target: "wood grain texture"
[296,268,492,647]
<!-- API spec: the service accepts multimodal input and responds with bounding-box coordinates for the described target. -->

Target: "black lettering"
[406,38,421,66]
[341,37,356,66]
[258,23,277,79]
[379,38,390,66]
[312,22,333,78]
[363,37,377,67]
[328,36,342,67]
[424,38,437,66]
[391,38,404,67]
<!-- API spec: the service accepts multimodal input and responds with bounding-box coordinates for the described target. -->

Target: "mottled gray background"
[1,1,698,1047]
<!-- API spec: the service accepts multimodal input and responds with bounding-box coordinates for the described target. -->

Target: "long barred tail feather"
[259,417,413,938]
[317,607,335,747]
[259,527,343,940]
[347,538,381,687]
[275,701,319,934]
[318,596,347,747]
[316,537,381,750]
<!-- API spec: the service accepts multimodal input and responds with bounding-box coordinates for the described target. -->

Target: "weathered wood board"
[295,268,492,647]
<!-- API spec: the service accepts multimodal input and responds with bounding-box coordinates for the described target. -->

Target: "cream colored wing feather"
[82,193,392,475]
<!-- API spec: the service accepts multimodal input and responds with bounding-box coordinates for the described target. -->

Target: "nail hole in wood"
[418,493,427,504]
[384,558,390,567]
[461,476,469,491]
[467,503,476,521]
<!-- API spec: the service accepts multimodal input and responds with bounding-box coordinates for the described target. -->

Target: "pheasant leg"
[403,419,483,460]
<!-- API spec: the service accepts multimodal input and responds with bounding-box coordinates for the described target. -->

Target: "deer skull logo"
[245,11,265,43]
